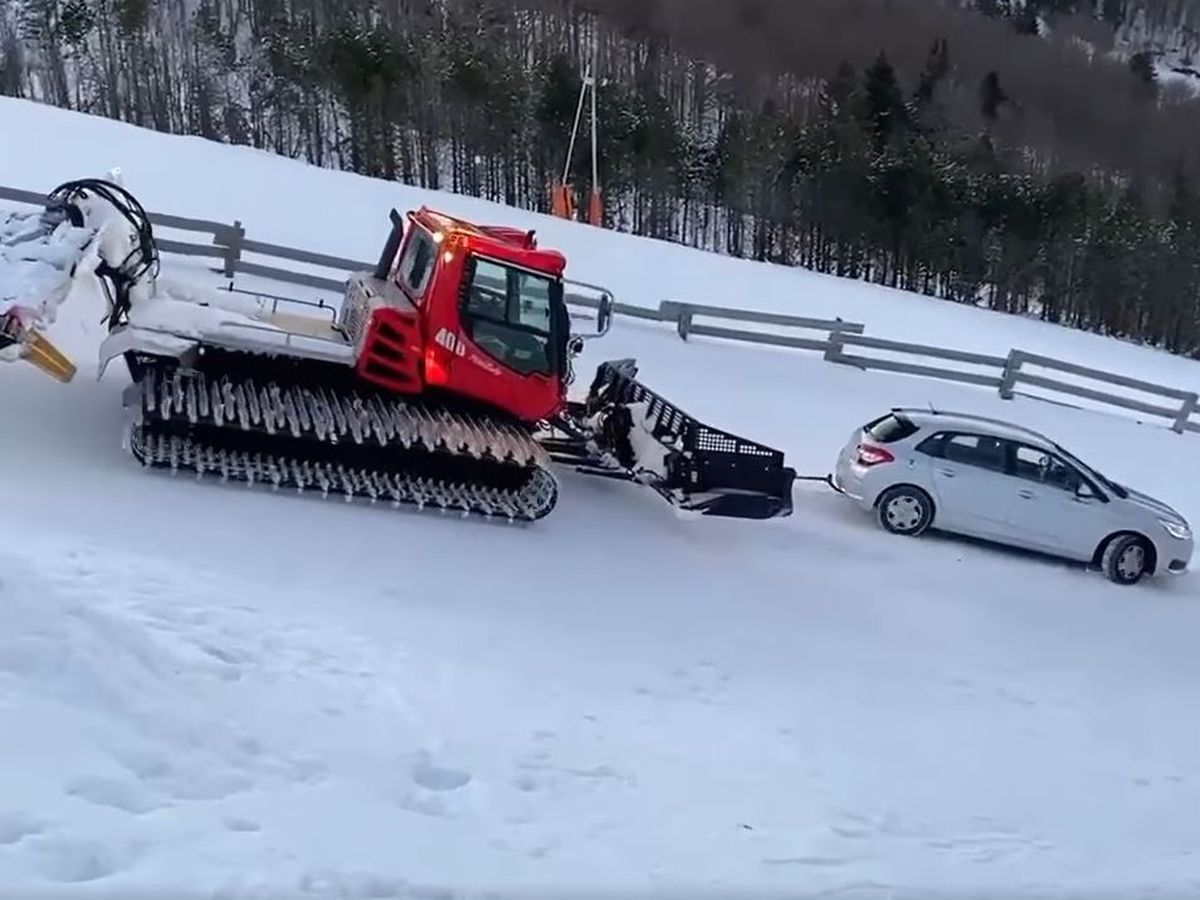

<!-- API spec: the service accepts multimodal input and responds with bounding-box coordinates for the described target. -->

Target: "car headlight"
[1160,519,1192,541]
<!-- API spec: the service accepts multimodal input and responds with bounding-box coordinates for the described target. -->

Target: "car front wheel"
[1101,533,1152,585]
[875,485,934,537]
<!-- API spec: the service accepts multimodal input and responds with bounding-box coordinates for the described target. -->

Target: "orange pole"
[551,184,575,220]
[587,188,603,227]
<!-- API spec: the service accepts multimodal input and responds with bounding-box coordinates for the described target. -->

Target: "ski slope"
[3,96,1200,898]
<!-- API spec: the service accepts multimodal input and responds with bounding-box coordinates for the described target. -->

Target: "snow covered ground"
[3,96,1200,898]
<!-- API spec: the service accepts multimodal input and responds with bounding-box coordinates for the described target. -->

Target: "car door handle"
[938,469,956,478]
[1017,489,1035,499]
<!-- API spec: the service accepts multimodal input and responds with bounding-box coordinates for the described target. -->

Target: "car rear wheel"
[876,485,934,537]
[1101,533,1152,585]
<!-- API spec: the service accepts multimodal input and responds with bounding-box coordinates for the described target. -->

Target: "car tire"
[1101,533,1152,585]
[875,485,934,537]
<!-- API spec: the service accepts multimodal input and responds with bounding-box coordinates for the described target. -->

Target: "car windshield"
[1054,444,1128,498]
[1093,470,1129,498]
[460,256,562,377]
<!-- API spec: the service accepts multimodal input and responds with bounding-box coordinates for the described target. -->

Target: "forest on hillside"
[5,0,1200,354]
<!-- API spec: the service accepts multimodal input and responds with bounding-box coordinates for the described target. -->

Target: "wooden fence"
[4,184,1199,435]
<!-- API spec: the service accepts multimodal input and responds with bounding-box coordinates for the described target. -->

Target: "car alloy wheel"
[1119,544,1144,579]
[1102,533,1151,585]
[876,486,933,536]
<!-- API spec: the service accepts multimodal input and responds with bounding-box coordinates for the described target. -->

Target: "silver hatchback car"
[832,408,1193,585]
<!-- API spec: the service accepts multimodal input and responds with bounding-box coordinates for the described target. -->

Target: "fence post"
[215,220,245,279]
[1173,393,1198,434]
[676,308,693,341]
[823,327,845,363]
[999,349,1022,400]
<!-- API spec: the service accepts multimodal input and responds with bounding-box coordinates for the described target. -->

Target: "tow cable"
[793,473,840,492]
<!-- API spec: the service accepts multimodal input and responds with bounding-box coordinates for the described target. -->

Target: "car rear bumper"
[832,460,866,503]
[829,471,858,498]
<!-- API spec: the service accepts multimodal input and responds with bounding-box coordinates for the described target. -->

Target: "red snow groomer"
[4,178,796,522]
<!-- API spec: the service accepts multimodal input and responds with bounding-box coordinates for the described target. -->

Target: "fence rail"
[826,333,1010,390]
[4,183,1200,436]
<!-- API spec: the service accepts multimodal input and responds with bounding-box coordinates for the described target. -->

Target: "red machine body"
[341,206,572,424]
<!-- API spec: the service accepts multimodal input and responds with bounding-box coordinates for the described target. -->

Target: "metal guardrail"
[4,183,1200,435]
[0,186,53,206]
[999,350,1200,434]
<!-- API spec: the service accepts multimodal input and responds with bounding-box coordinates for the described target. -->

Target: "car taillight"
[856,443,895,466]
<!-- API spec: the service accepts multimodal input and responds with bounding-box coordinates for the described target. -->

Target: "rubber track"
[141,365,551,468]
[128,364,559,521]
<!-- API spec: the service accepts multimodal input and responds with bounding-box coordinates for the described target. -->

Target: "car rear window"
[864,413,919,443]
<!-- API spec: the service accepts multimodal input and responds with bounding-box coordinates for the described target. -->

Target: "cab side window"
[395,228,436,301]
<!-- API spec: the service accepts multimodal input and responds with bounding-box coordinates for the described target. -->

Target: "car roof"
[889,407,1059,448]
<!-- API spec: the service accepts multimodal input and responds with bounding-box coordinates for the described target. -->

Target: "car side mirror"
[1076,482,1097,500]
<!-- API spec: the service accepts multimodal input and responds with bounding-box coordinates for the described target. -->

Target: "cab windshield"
[460,256,565,377]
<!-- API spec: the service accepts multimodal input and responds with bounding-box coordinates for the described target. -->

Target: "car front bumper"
[1164,535,1193,574]
[1157,533,1193,575]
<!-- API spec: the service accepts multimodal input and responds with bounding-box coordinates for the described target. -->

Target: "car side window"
[915,432,947,456]
[1013,444,1081,493]
[939,433,1007,473]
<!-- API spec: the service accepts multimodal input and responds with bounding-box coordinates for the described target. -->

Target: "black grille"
[586,359,795,519]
